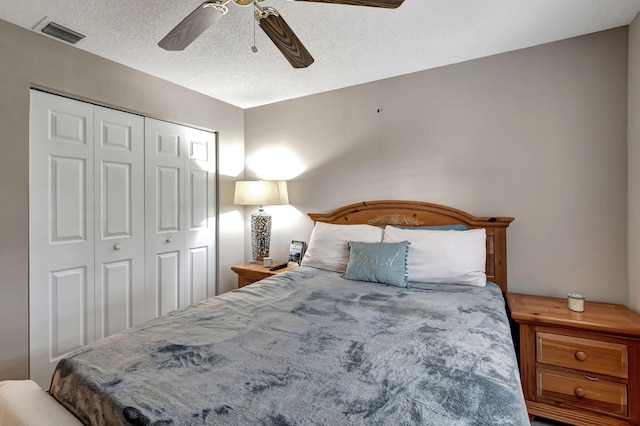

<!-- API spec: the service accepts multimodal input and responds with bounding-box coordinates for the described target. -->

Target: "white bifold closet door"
[144,118,216,320]
[29,92,217,388]
[29,90,145,387]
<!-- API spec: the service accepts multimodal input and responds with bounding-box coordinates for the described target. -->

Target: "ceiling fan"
[158,0,405,69]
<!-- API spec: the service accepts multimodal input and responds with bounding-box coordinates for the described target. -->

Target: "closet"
[28,90,217,387]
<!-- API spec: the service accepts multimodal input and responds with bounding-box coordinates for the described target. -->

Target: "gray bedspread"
[50,266,529,425]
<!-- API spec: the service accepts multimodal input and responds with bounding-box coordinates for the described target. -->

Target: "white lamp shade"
[234,180,289,206]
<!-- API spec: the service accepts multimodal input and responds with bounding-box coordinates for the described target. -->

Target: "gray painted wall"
[0,15,634,382]
[0,19,245,381]
[630,14,640,313]
[245,28,629,304]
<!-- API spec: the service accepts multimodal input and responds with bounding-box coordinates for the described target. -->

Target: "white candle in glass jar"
[567,293,585,312]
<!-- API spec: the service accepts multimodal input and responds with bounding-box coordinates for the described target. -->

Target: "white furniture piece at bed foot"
[0,380,82,426]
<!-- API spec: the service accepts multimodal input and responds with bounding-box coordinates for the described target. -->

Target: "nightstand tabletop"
[507,292,640,339]
[231,262,298,289]
[231,262,298,275]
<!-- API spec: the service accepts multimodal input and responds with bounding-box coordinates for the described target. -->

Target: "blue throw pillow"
[344,241,411,287]
[393,224,469,230]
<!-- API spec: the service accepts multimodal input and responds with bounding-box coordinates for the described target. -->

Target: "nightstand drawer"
[536,332,628,378]
[240,276,260,288]
[537,368,628,417]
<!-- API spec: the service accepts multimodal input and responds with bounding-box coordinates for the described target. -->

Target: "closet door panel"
[100,161,131,237]
[29,91,95,388]
[49,266,91,359]
[145,118,186,320]
[157,251,180,315]
[189,246,209,304]
[189,170,208,229]
[49,156,88,242]
[100,260,133,337]
[145,120,216,316]
[185,128,217,304]
[94,106,145,336]
[156,166,181,232]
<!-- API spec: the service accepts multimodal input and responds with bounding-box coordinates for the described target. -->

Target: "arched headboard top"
[308,200,514,293]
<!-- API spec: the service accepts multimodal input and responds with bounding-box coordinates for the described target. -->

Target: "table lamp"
[234,180,289,261]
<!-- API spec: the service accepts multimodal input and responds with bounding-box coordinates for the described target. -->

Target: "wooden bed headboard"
[308,200,514,293]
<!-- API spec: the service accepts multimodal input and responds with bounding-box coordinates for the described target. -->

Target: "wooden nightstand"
[231,262,298,288]
[506,293,640,426]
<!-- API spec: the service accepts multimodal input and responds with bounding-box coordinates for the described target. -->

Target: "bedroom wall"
[629,13,640,313]
[0,19,245,381]
[244,28,629,305]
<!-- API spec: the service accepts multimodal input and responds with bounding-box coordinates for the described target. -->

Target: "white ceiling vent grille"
[40,22,85,44]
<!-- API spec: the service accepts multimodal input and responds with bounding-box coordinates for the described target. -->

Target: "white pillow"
[383,226,487,287]
[301,222,384,273]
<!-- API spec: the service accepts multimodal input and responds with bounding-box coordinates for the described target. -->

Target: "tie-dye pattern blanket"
[49,266,529,425]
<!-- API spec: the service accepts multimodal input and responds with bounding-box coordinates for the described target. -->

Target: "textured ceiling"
[1,0,640,108]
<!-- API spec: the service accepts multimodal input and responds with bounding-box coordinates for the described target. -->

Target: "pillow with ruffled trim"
[344,241,411,288]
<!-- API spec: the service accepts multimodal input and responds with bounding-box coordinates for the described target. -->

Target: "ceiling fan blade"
[257,8,314,69]
[158,1,227,51]
[293,0,404,8]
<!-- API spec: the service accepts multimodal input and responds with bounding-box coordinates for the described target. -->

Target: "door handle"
[166,237,173,243]
[114,243,121,251]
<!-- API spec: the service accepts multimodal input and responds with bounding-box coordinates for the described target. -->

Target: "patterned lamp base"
[251,209,272,261]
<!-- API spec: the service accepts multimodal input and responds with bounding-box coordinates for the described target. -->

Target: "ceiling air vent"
[41,22,85,44]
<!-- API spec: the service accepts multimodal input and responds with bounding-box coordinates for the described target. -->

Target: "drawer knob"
[574,387,587,399]
[575,351,587,361]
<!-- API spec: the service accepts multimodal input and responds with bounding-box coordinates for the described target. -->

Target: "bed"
[2,200,529,425]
